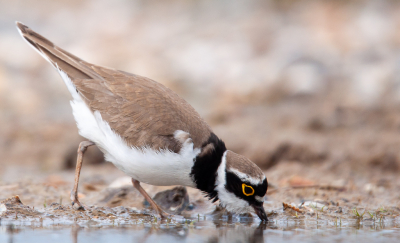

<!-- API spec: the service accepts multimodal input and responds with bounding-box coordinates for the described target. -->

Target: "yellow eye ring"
[242,184,255,196]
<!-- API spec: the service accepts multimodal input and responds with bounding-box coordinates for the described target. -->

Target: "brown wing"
[75,67,213,151]
[17,22,212,152]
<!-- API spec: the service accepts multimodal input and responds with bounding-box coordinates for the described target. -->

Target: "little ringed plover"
[16,22,268,221]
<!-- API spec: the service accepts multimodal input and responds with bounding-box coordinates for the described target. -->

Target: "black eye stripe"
[225,171,268,203]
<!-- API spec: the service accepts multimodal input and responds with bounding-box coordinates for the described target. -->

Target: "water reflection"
[71,226,80,243]
[206,222,266,243]
[2,216,400,243]
[6,224,18,243]
[249,222,266,243]
[67,217,266,243]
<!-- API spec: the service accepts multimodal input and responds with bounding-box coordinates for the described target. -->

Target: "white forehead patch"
[227,168,265,185]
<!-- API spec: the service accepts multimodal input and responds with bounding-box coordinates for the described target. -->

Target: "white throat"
[215,150,250,213]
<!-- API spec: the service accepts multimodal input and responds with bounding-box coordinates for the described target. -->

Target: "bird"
[16,22,268,221]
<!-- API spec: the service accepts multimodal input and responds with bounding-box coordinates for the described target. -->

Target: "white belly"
[58,70,199,187]
[103,144,198,187]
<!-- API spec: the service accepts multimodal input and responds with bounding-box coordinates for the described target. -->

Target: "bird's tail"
[16,21,103,80]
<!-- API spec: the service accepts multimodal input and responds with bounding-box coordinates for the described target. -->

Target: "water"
[1,217,400,243]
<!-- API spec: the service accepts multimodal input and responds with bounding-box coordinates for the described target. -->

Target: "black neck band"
[190,133,226,202]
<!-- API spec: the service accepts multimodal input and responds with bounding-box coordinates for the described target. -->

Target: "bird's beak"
[252,204,268,221]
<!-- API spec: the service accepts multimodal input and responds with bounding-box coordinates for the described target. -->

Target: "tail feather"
[16,22,103,81]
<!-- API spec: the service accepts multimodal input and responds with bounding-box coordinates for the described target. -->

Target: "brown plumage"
[17,22,212,152]
[17,22,269,221]
[225,151,265,179]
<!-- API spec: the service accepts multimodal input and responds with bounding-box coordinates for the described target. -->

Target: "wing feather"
[17,22,212,152]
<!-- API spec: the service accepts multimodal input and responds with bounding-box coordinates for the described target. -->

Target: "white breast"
[58,69,199,187]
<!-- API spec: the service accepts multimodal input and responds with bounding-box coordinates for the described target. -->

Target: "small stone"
[0,204,7,213]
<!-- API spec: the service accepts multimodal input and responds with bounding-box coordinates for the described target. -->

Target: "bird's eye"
[242,184,255,196]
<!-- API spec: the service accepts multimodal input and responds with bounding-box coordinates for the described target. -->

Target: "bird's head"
[215,150,268,221]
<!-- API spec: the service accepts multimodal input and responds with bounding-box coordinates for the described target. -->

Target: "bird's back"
[17,22,212,152]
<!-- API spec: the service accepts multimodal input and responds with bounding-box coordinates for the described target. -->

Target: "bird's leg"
[70,141,95,209]
[131,178,170,219]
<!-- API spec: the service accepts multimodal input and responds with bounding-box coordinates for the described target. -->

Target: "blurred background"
[1,0,400,189]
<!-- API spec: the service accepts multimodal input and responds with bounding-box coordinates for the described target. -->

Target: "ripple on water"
[1,216,400,243]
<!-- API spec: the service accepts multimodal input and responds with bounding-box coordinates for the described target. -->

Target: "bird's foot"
[158,209,171,219]
[70,190,85,210]
[152,205,172,220]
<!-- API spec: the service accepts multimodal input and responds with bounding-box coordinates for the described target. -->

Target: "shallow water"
[2,216,400,243]
[1,186,400,242]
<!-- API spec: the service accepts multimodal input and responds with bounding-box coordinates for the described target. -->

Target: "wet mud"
[1,172,400,243]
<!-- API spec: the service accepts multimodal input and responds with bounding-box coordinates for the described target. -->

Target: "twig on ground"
[268,185,346,194]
